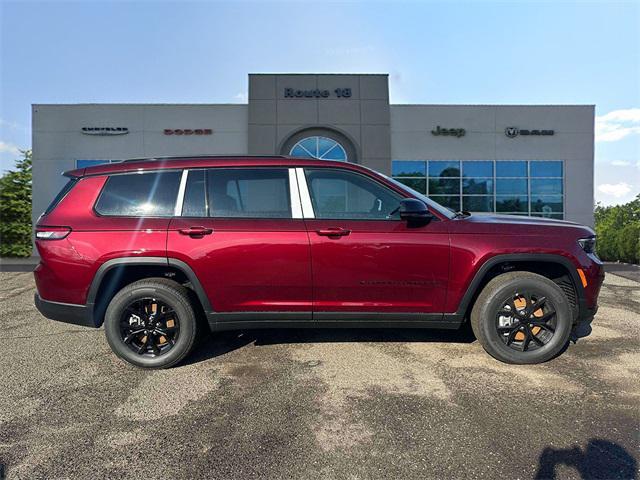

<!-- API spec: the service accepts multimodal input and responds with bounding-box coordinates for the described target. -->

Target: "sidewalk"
[604,262,640,283]
[0,256,39,272]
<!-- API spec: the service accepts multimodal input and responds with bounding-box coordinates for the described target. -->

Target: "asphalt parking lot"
[0,272,638,480]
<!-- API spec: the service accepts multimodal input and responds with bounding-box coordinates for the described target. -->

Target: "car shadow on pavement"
[184,325,476,366]
[534,439,638,480]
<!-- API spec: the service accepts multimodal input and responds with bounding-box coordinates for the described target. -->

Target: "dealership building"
[32,73,595,227]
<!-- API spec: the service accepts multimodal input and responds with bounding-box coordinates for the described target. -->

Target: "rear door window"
[95,171,182,216]
[207,168,292,218]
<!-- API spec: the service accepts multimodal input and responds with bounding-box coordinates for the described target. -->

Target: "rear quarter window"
[95,171,182,216]
[44,177,78,215]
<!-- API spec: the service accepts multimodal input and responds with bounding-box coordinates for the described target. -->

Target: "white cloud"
[0,141,21,156]
[597,182,633,198]
[0,118,27,132]
[233,92,248,103]
[611,160,631,166]
[595,108,640,142]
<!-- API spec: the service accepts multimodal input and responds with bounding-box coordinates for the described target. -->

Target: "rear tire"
[470,272,572,364]
[104,278,198,369]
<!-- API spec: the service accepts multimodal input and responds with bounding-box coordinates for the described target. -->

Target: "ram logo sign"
[505,127,554,138]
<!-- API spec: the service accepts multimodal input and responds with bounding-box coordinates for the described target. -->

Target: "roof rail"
[122,154,291,163]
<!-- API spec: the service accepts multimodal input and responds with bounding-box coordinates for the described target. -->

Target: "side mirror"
[398,199,433,225]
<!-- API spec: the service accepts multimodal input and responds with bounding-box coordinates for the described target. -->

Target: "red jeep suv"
[34,156,604,368]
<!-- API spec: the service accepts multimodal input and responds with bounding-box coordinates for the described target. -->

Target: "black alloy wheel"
[496,292,556,352]
[104,278,198,369]
[470,271,573,364]
[120,297,180,357]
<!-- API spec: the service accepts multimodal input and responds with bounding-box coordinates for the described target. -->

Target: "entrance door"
[300,167,450,315]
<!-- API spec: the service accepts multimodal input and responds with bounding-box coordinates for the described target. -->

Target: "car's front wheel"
[470,271,573,364]
[104,278,198,368]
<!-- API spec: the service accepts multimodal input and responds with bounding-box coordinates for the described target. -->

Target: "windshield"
[384,175,456,219]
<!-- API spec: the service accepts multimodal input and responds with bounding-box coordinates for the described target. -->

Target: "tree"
[594,194,640,264]
[0,149,32,257]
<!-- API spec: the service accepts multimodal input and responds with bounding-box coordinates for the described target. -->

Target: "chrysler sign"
[505,127,554,138]
[81,127,128,135]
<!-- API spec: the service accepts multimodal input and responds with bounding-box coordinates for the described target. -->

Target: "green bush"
[0,150,32,257]
[594,194,640,264]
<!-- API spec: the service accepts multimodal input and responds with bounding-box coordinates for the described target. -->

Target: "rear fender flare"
[86,257,213,326]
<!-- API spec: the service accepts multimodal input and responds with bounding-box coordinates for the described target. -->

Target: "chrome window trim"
[175,169,189,216]
[288,168,303,219]
[295,167,315,219]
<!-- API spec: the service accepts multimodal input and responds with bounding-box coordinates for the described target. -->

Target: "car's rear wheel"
[470,272,573,364]
[104,278,198,368]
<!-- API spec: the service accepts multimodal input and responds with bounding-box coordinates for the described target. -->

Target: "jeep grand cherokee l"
[34,156,604,368]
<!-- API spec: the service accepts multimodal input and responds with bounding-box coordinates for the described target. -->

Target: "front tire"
[104,278,198,368]
[470,272,573,364]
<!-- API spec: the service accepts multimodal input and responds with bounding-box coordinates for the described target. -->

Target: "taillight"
[35,226,72,240]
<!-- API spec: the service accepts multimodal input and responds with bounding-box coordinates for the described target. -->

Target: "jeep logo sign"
[431,126,466,138]
[505,127,554,138]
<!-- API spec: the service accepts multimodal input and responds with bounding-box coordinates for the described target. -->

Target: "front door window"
[304,168,402,220]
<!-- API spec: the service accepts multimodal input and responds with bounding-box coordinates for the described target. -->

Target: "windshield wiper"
[453,210,471,218]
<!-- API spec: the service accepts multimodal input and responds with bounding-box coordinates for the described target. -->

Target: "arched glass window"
[289,136,348,162]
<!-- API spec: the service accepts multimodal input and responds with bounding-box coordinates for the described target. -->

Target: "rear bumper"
[34,293,96,327]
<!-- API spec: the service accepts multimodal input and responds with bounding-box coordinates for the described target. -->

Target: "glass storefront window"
[531,195,563,214]
[392,161,426,177]
[496,178,528,195]
[390,160,564,219]
[429,161,460,177]
[395,177,427,194]
[530,161,562,177]
[462,161,493,177]
[531,178,563,195]
[430,195,460,211]
[496,161,527,177]
[463,196,493,212]
[496,195,529,213]
[463,178,493,194]
[76,159,112,168]
[429,178,460,195]
[290,136,347,161]
[531,213,564,219]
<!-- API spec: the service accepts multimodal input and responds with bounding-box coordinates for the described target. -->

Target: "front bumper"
[571,305,598,341]
[34,293,95,327]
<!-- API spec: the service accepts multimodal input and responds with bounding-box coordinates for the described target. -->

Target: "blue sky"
[1,0,638,205]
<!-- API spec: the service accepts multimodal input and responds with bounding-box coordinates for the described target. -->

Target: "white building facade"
[32,73,595,227]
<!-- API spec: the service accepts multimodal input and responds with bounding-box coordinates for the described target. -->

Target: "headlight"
[578,236,596,254]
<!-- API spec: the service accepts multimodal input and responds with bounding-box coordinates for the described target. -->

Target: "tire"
[470,271,572,364]
[104,278,198,368]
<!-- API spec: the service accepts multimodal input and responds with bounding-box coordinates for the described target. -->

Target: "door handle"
[179,226,213,237]
[316,227,351,237]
